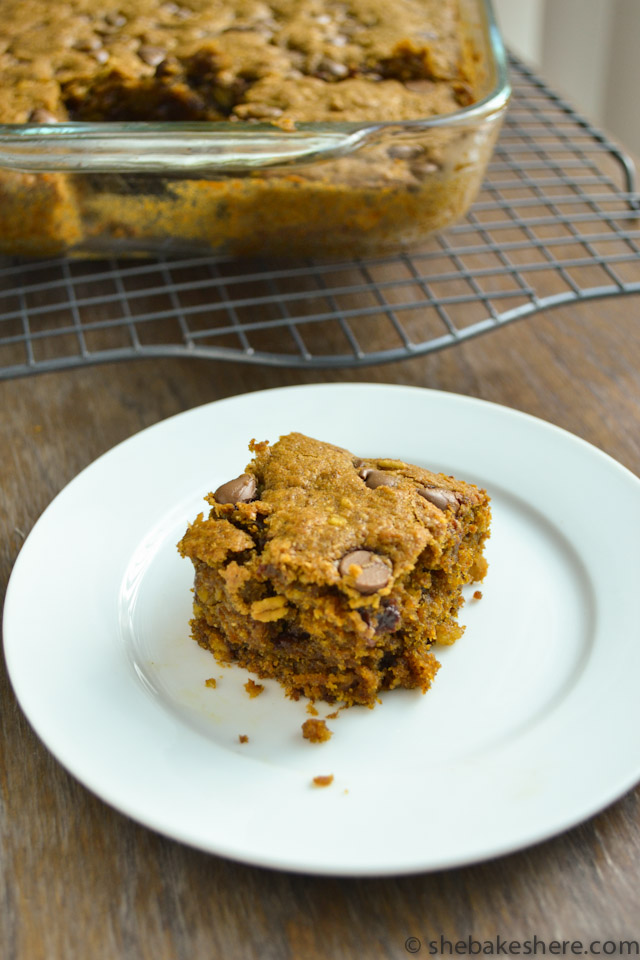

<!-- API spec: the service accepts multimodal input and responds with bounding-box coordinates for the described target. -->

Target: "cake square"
[178,432,490,707]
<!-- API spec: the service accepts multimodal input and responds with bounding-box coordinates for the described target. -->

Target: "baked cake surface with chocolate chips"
[177,432,490,707]
[0,0,477,124]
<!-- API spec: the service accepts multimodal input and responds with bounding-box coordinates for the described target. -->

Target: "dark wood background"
[1,269,639,957]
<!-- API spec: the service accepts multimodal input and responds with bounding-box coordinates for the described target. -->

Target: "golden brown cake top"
[0,0,477,123]
[181,432,488,598]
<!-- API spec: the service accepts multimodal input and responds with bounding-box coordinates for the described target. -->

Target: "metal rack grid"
[0,56,638,380]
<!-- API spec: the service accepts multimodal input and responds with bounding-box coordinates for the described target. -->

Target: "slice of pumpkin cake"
[178,432,490,707]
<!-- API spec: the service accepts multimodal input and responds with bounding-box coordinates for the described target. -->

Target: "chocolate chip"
[361,468,399,490]
[317,58,349,79]
[73,36,103,52]
[213,473,257,504]
[104,12,127,27]
[375,601,401,634]
[339,550,391,595]
[412,161,440,176]
[387,144,424,160]
[362,600,402,634]
[28,108,59,123]
[418,486,459,512]
[272,627,310,651]
[138,44,168,67]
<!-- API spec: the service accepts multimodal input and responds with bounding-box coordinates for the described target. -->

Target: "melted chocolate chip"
[361,468,399,490]
[272,627,310,651]
[138,45,168,67]
[387,144,424,159]
[73,36,103,52]
[418,486,460,512]
[213,473,257,504]
[359,600,401,634]
[339,550,391,594]
[375,601,401,634]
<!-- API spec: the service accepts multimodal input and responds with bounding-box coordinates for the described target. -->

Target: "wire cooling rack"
[0,57,638,380]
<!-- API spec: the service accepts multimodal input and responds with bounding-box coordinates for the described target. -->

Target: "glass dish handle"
[0,123,382,174]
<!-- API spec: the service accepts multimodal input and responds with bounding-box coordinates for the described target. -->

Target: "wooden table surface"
[2,243,640,957]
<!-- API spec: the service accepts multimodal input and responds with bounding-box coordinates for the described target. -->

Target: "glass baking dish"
[0,0,509,258]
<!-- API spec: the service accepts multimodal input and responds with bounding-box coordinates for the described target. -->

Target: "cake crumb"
[238,734,249,744]
[204,677,217,689]
[248,438,269,455]
[325,710,340,720]
[275,115,297,133]
[312,775,334,788]
[302,718,332,743]
[473,590,483,600]
[244,679,264,698]
[306,703,319,716]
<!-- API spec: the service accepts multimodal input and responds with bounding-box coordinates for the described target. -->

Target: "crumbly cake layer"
[178,432,490,707]
[0,0,477,125]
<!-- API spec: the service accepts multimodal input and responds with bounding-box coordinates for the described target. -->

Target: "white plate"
[4,383,640,876]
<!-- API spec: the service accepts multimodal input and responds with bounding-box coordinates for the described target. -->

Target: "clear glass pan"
[0,0,510,257]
